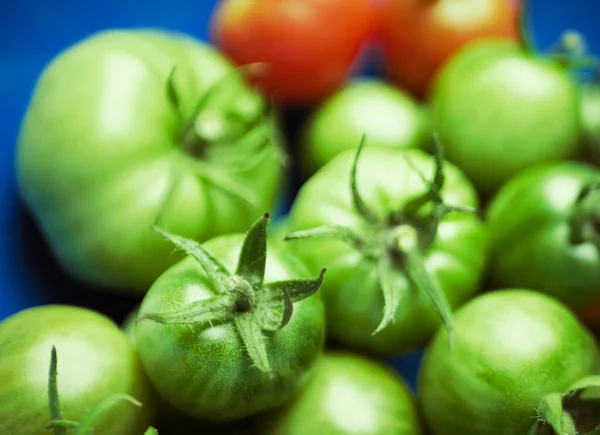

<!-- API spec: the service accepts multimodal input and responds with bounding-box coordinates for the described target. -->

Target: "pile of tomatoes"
[3,0,600,434]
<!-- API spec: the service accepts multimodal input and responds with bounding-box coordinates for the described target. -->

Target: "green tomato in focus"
[286,146,486,356]
[17,29,285,294]
[0,305,155,435]
[418,290,600,435]
[135,216,326,421]
[301,79,429,176]
[122,305,255,435]
[260,351,423,435]
[432,39,581,195]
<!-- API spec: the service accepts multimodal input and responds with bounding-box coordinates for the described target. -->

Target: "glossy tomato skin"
[418,290,600,435]
[135,234,325,421]
[378,0,517,98]
[286,148,487,356]
[486,162,600,320]
[301,79,430,176]
[123,307,253,435]
[0,305,155,435]
[17,29,284,294]
[432,40,581,195]
[211,0,374,105]
[260,352,424,435]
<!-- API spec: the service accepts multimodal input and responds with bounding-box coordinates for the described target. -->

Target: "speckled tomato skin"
[0,305,156,435]
[418,290,600,435]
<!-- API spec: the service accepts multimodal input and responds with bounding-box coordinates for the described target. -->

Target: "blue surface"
[0,0,598,389]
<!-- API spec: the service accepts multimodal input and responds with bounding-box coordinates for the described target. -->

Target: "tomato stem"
[147,216,325,373]
[48,346,67,435]
[569,183,600,247]
[350,135,380,224]
[391,225,455,349]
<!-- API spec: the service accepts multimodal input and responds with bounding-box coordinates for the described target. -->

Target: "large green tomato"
[122,306,255,435]
[418,290,600,435]
[0,305,155,435]
[17,29,285,294]
[286,145,487,356]
[301,79,429,176]
[135,216,326,421]
[260,351,423,435]
[432,39,581,195]
[486,162,600,325]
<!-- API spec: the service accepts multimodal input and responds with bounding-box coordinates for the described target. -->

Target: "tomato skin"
[378,0,517,98]
[301,79,430,176]
[486,162,600,319]
[418,290,600,435]
[581,82,600,162]
[286,147,486,356]
[211,0,374,105]
[135,234,325,421]
[432,40,581,195]
[0,305,155,435]
[17,29,284,294]
[260,352,424,435]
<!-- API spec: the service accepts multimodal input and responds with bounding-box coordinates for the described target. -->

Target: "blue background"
[1,0,598,388]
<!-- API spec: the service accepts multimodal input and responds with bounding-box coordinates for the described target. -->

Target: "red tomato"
[210,0,375,106]
[378,0,518,98]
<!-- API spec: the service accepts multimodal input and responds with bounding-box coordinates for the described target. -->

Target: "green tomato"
[260,351,424,435]
[135,216,326,421]
[301,79,429,176]
[122,305,254,435]
[486,161,600,323]
[286,146,487,356]
[418,290,600,435]
[0,305,155,435]
[432,39,581,195]
[17,29,285,294]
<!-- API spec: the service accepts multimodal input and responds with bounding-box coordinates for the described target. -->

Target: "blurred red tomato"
[378,0,518,98]
[210,0,375,106]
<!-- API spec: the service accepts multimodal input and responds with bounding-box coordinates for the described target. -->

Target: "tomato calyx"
[46,346,153,435]
[528,376,600,435]
[285,136,472,345]
[569,183,600,248]
[142,214,326,373]
[548,31,598,71]
[160,63,281,211]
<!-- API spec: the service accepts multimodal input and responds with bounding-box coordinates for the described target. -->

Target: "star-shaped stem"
[285,135,465,345]
[144,214,326,372]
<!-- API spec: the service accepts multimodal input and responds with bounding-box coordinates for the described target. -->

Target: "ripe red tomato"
[210,0,375,105]
[378,0,518,98]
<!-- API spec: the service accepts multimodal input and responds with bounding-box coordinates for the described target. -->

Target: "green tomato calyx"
[569,182,600,247]
[155,63,281,220]
[143,214,326,372]
[169,63,269,160]
[285,135,471,345]
[528,376,600,435]
[46,346,148,435]
[548,30,598,71]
